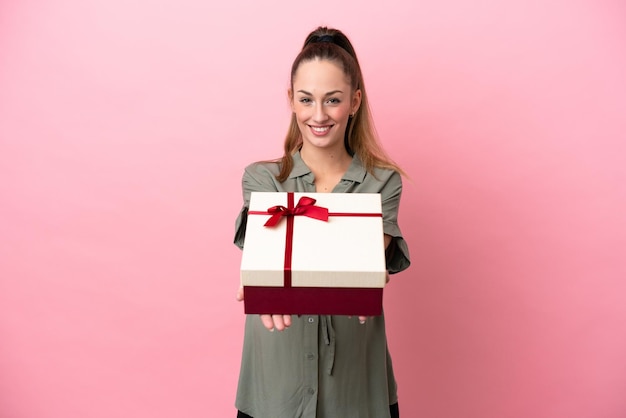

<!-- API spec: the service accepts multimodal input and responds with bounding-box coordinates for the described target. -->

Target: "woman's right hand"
[236,286,292,332]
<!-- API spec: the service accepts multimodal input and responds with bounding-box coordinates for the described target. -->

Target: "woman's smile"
[308,124,334,136]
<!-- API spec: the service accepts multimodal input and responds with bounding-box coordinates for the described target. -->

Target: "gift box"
[240,192,387,315]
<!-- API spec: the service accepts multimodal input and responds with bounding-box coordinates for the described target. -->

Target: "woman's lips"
[309,125,333,136]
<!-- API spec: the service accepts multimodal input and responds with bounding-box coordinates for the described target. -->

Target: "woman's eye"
[299,97,312,104]
[326,98,340,104]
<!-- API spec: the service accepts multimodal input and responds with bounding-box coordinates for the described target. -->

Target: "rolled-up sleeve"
[380,171,411,274]
[234,163,280,249]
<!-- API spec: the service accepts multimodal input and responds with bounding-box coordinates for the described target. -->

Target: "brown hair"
[275,26,404,181]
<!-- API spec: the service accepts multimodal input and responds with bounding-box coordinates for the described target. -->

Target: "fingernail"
[359,319,366,324]
[269,328,275,332]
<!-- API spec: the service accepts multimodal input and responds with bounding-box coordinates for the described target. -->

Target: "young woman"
[234,27,410,418]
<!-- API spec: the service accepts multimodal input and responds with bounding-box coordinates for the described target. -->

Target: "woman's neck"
[300,145,352,176]
[300,145,353,192]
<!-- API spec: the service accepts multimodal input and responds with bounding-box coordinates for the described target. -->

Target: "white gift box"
[240,192,387,315]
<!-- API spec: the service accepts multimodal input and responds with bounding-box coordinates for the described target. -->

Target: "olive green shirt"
[234,151,410,418]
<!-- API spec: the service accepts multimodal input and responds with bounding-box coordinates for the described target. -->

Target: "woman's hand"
[236,287,292,332]
[260,313,292,331]
[355,272,390,324]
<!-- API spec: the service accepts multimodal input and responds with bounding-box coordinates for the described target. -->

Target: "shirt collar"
[289,150,367,184]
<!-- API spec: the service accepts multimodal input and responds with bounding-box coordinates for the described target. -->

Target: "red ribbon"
[248,193,382,288]
[263,195,329,227]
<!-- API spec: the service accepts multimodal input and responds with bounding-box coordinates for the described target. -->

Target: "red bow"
[264,196,328,227]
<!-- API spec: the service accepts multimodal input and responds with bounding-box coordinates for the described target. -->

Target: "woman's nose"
[312,104,328,122]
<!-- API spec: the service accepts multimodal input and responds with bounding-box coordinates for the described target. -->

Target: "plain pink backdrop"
[1,1,625,417]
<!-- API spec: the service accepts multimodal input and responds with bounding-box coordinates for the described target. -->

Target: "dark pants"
[238,403,400,417]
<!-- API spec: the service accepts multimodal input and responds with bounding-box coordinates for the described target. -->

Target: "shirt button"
[307,388,315,395]
[306,353,314,360]
[308,317,315,323]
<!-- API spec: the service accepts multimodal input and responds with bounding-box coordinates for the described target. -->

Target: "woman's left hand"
[357,272,390,324]
[236,286,292,331]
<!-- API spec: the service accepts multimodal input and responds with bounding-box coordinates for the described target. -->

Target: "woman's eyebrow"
[296,90,344,96]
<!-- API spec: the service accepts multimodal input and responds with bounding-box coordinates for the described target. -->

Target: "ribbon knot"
[264,196,328,227]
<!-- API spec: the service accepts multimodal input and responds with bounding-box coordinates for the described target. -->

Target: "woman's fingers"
[259,314,292,331]
[237,288,292,330]
[260,314,274,331]
[272,315,286,331]
[272,315,293,331]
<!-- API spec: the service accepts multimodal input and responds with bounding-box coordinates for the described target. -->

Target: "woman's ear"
[288,88,295,112]
[352,89,362,115]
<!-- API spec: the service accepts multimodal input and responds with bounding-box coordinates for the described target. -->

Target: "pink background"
[1,1,625,417]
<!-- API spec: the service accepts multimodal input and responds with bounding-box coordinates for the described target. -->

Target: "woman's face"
[290,59,361,153]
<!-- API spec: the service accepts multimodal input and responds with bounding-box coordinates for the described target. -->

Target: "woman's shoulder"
[355,152,403,185]
[244,159,281,177]
[242,160,282,191]
[369,165,402,185]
